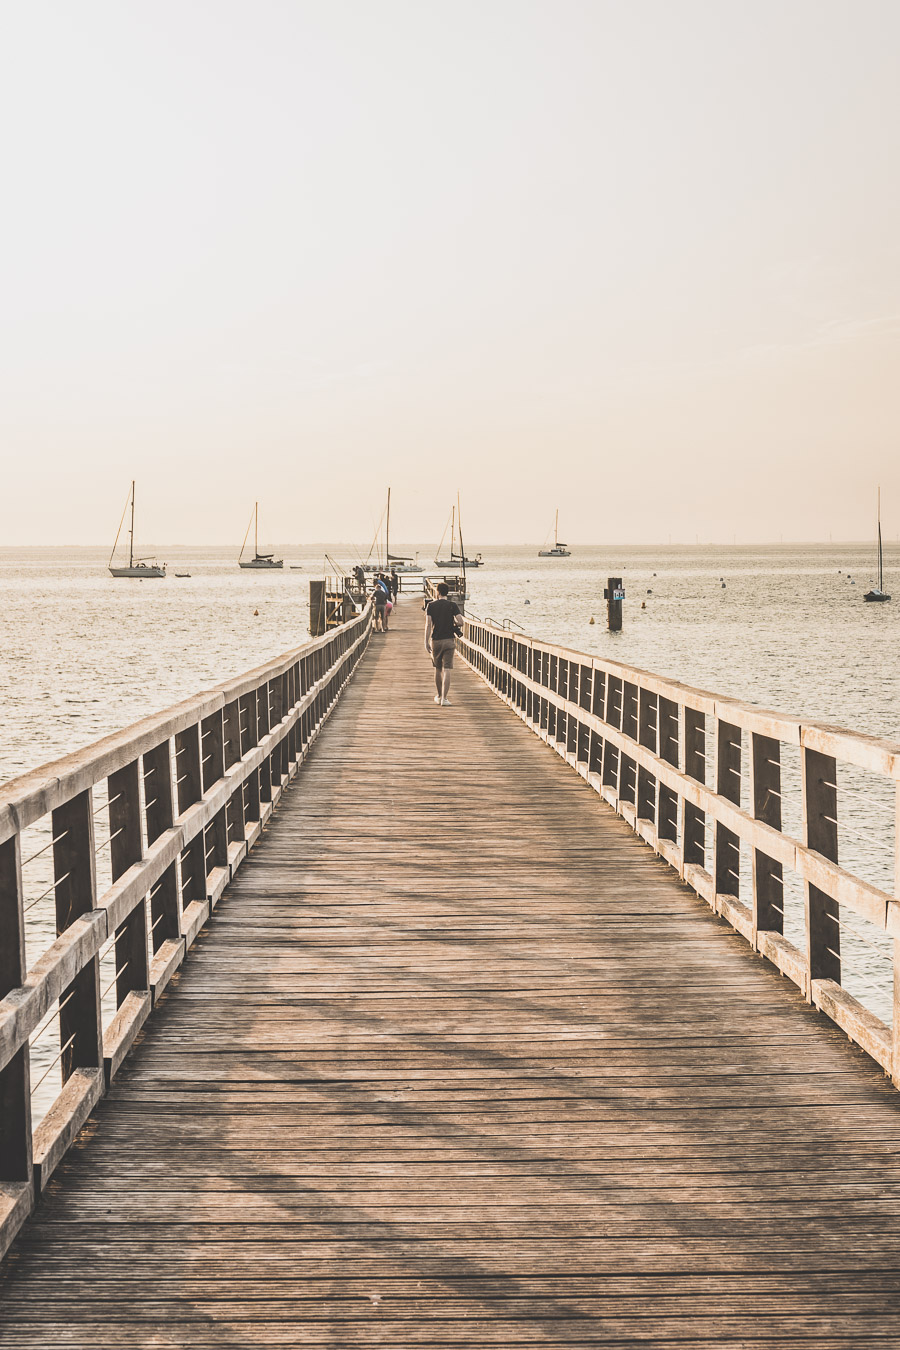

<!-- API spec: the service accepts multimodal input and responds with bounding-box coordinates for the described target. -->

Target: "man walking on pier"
[425,582,461,706]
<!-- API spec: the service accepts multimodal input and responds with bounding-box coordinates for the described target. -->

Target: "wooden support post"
[108,761,149,1005]
[604,577,623,632]
[620,682,638,806]
[240,692,261,828]
[143,742,179,948]
[751,733,784,940]
[682,708,706,869]
[175,726,205,905]
[803,747,840,991]
[715,720,742,899]
[52,792,103,1080]
[223,700,245,847]
[201,712,228,874]
[658,696,679,843]
[602,675,622,792]
[0,835,33,1199]
[258,682,272,804]
[637,689,657,822]
[309,580,326,636]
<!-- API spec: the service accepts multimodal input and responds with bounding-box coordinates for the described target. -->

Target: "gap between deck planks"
[3,598,900,1347]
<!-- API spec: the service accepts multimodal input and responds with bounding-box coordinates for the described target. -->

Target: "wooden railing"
[459,619,900,1083]
[0,604,373,1257]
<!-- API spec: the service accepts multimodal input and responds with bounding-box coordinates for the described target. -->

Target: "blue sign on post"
[614,589,625,601]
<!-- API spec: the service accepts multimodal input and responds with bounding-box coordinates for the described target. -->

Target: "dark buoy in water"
[641,601,646,609]
[524,598,530,604]
[647,589,652,594]
[253,608,259,616]
[589,615,595,624]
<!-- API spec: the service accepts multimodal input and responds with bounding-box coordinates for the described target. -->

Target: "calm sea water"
[3,542,898,1115]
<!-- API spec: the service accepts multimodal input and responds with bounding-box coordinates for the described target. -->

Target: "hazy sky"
[2,0,899,546]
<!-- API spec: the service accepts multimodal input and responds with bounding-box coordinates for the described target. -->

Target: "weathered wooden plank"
[4,601,900,1349]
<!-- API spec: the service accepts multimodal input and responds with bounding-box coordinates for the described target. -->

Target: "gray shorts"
[431,637,455,669]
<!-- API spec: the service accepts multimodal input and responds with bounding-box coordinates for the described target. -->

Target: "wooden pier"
[4,600,900,1344]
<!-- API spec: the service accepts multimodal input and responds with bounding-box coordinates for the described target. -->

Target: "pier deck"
[3,602,900,1346]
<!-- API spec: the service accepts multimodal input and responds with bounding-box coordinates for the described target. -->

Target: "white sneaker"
[441,698,452,706]
[434,695,442,704]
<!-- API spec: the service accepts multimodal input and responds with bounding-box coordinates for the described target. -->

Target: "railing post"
[143,740,182,1004]
[751,733,783,943]
[241,691,261,827]
[803,746,840,995]
[637,688,657,823]
[602,675,622,792]
[0,836,33,1202]
[715,720,742,902]
[223,700,245,849]
[108,760,150,1007]
[657,697,680,843]
[619,681,638,808]
[175,725,206,906]
[682,708,706,870]
[201,712,228,875]
[52,792,103,1081]
[258,682,272,804]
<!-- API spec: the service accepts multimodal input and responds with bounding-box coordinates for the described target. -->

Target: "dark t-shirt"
[426,597,461,641]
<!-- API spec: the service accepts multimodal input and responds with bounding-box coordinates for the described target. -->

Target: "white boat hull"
[110,565,166,578]
[239,559,284,569]
[538,548,571,558]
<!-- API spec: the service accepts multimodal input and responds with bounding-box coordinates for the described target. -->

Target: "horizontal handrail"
[459,617,900,1086]
[0,602,374,1259]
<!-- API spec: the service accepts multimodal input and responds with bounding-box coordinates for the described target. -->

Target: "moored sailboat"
[435,495,483,568]
[239,503,283,569]
[109,482,166,578]
[538,509,571,558]
[362,489,422,573]
[864,488,891,602]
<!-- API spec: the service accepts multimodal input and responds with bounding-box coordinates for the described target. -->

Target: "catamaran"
[435,496,483,568]
[109,481,166,578]
[864,488,891,602]
[538,510,571,558]
[239,503,283,569]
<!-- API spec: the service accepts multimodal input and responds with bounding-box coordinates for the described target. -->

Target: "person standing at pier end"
[372,578,389,632]
[425,582,461,706]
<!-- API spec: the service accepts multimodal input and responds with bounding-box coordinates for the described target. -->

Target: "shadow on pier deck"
[3,601,900,1347]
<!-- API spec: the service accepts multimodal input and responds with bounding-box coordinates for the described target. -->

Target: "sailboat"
[239,503,283,569]
[435,496,483,567]
[864,488,891,602]
[108,482,166,578]
[538,510,571,558]
[363,489,422,574]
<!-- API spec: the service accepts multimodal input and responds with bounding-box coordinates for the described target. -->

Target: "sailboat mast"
[457,494,463,561]
[878,487,883,590]
[386,488,391,563]
[554,509,558,548]
[450,504,456,558]
[129,480,135,568]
